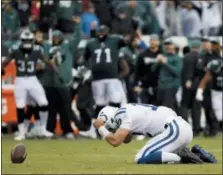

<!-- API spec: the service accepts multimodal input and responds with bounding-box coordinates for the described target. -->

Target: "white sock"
[39,111,48,132]
[161,152,181,163]
[89,119,96,132]
[24,119,30,133]
[18,123,25,136]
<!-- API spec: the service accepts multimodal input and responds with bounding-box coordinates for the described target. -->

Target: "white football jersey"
[113,103,178,137]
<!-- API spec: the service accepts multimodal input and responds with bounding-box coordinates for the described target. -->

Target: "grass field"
[2,135,222,174]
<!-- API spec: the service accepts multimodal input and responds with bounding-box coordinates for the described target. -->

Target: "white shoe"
[136,135,145,141]
[64,132,75,139]
[88,130,97,139]
[26,128,38,138]
[14,131,19,136]
[42,130,54,138]
[79,131,89,137]
[79,130,97,139]
[14,134,25,141]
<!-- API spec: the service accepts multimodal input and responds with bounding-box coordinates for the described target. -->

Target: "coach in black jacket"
[134,35,161,104]
[181,40,201,136]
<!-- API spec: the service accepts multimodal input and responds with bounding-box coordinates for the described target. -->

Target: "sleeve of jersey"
[206,60,219,73]
[114,110,132,130]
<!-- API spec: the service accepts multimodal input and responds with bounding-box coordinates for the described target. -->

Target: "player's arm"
[94,118,130,147]
[119,58,130,79]
[103,128,130,147]
[2,48,15,69]
[196,71,212,101]
[2,57,13,69]
[39,51,59,74]
[198,71,212,91]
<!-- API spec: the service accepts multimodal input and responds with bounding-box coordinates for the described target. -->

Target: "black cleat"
[191,145,217,163]
[175,147,203,164]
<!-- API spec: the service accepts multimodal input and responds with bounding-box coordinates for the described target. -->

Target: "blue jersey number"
[131,103,158,111]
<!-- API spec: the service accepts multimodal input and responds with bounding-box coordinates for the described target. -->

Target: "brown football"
[10,144,27,164]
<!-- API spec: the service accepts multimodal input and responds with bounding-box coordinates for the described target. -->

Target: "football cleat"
[191,145,217,163]
[14,134,26,141]
[176,147,203,164]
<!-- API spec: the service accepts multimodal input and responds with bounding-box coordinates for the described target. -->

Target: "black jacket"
[182,51,200,89]
[135,48,161,88]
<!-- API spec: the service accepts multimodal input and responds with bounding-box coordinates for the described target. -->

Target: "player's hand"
[90,21,98,30]
[185,80,192,89]
[73,16,80,24]
[93,118,105,129]
[157,54,167,64]
[134,86,142,93]
[196,88,204,101]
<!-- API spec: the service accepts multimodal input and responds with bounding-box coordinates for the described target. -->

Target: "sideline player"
[196,58,223,129]
[94,103,217,164]
[84,25,129,116]
[1,30,57,140]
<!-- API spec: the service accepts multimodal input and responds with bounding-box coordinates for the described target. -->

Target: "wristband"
[98,126,111,139]
[197,88,204,95]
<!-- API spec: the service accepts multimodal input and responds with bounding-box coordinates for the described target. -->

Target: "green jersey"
[84,35,125,80]
[8,44,45,77]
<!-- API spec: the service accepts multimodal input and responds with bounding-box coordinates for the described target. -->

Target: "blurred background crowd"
[1,0,223,140]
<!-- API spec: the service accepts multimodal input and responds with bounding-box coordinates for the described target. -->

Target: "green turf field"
[2,135,222,174]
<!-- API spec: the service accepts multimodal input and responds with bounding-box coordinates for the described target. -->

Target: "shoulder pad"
[11,44,19,51]
[207,59,221,73]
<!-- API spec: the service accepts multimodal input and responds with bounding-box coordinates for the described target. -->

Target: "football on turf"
[11,144,27,163]
[123,133,133,144]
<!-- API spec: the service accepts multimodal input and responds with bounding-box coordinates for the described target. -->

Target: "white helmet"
[20,30,34,49]
[97,106,118,131]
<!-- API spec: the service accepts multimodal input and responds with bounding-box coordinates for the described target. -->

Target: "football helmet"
[20,30,34,49]
[97,106,118,131]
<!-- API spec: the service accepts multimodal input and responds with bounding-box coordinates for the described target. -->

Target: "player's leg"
[135,118,200,164]
[91,79,107,115]
[28,77,49,135]
[211,90,222,125]
[107,79,125,107]
[14,77,28,141]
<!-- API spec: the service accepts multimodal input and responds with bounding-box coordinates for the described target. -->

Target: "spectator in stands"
[153,39,182,110]
[111,7,135,35]
[56,0,82,33]
[200,0,222,36]
[91,0,112,28]
[2,2,20,36]
[154,1,182,37]
[180,1,201,37]
[81,2,99,38]
[13,0,31,27]
[38,0,58,33]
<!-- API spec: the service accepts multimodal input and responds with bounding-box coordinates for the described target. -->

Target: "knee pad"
[38,105,48,111]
